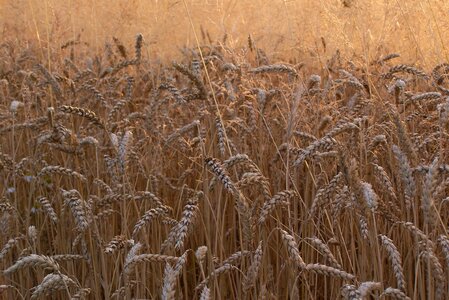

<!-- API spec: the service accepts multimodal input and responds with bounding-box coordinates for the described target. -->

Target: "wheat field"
[1,1,449,299]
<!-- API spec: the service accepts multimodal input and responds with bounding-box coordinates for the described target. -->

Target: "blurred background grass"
[1,0,449,66]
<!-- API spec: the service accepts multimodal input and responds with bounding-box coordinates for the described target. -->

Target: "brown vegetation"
[1,1,449,299]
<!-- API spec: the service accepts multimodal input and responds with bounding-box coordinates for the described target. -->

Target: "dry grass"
[1,1,449,299]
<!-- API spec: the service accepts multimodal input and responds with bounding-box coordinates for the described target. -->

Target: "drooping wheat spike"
[307,237,341,269]
[161,264,176,300]
[399,222,432,245]
[360,181,378,211]
[110,281,137,299]
[124,76,135,100]
[307,74,321,90]
[136,191,168,208]
[294,130,318,142]
[419,243,445,300]
[392,145,415,210]
[113,36,127,58]
[379,234,406,291]
[381,287,411,300]
[422,157,439,227]
[237,172,272,201]
[93,178,113,194]
[61,189,89,232]
[293,137,336,167]
[305,263,355,280]
[391,112,417,162]
[78,83,106,104]
[432,63,449,83]
[309,172,343,217]
[118,130,133,173]
[124,253,181,279]
[123,242,142,274]
[0,152,14,172]
[111,59,140,75]
[409,92,441,104]
[161,251,188,300]
[35,64,64,101]
[27,225,37,246]
[135,33,143,62]
[341,284,361,300]
[71,287,91,299]
[215,116,227,156]
[195,264,239,292]
[375,53,400,65]
[165,120,200,146]
[59,105,105,129]
[191,58,201,76]
[47,106,55,128]
[358,213,369,240]
[107,100,127,124]
[173,62,207,99]
[132,206,169,238]
[95,208,116,221]
[388,79,406,103]
[0,236,24,260]
[249,64,298,78]
[0,285,14,295]
[324,119,359,139]
[357,281,382,298]
[173,192,202,250]
[30,273,77,299]
[4,254,60,275]
[104,235,134,254]
[205,157,236,193]
[159,83,187,104]
[338,70,365,91]
[199,286,211,300]
[37,196,58,223]
[222,153,258,171]
[437,235,449,269]
[195,246,208,265]
[64,58,80,74]
[318,116,332,133]
[372,163,398,201]
[38,165,87,182]
[248,34,254,52]
[258,190,295,224]
[51,254,85,262]
[279,229,306,269]
[383,64,429,80]
[243,241,264,292]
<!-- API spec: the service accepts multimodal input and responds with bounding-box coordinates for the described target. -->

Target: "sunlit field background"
[2,0,449,64]
[1,0,449,299]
